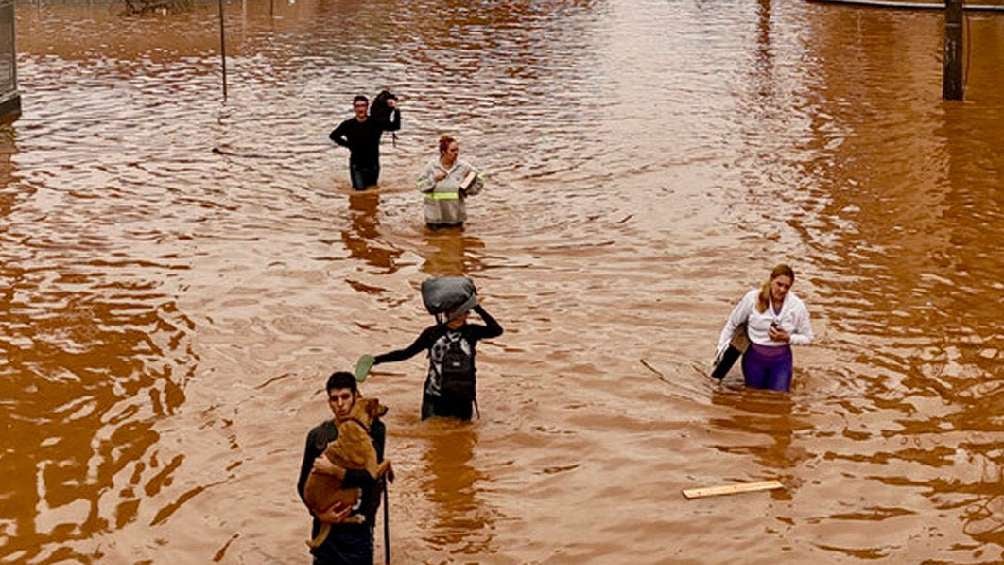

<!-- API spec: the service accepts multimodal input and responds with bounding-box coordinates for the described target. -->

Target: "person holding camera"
[417,135,485,228]
[330,93,401,190]
[715,264,813,392]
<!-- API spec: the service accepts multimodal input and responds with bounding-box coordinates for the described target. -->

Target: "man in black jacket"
[330,94,401,190]
[297,372,387,565]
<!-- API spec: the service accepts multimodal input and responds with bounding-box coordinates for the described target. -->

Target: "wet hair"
[325,371,357,395]
[757,264,795,313]
[353,95,369,105]
[439,135,457,155]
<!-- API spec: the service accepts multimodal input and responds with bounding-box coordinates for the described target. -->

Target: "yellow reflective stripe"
[426,191,460,201]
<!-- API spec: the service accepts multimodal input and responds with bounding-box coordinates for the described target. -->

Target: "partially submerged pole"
[218,0,228,101]
[943,0,964,100]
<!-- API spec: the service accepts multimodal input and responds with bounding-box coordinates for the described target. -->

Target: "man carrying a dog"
[297,372,387,565]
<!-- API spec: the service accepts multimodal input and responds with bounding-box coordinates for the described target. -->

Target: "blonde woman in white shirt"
[417,135,485,228]
[716,264,813,391]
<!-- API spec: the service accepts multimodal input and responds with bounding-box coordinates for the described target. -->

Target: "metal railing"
[808,0,1004,12]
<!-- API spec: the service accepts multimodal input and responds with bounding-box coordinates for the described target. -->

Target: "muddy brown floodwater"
[2,0,1004,563]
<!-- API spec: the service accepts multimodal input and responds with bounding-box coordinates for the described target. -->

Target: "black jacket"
[329,110,401,167]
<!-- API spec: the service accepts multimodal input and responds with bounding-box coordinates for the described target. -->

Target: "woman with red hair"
[416,135,485,228]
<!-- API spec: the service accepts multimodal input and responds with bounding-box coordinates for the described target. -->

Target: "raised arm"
[470,305,503,340]
[373,327,434,364]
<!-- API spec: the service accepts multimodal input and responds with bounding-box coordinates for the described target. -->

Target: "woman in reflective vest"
[417,135,485,228]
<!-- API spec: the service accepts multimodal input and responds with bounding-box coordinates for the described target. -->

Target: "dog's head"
[351,396,389,426]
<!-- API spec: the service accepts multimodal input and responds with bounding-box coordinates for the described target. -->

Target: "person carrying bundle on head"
[357,276,503,420]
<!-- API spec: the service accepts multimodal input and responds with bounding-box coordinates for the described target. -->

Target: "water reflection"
[0,124,17,215]
[419,423,495,555]
[420,227,485,276]
[753,0,775,106]
[958,446,1004,546]
[782,11,1004,559]
[0,115,196,562]
[798,0,1004,425]
[708,387,802,484]
[0,271,194,562]
[340,190,402,274]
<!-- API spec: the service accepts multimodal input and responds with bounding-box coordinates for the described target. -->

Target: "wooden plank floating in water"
[682,481,785,500]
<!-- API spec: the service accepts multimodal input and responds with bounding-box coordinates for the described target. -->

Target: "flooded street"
[3,0,1004,562]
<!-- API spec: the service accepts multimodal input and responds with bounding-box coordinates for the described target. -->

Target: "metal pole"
[383,485,391,565]
[218,0,228,101]
[943,0,964,100]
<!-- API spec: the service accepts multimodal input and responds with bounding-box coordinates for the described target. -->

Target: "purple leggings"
[741,344,793,392]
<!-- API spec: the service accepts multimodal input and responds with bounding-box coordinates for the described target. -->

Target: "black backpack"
[439,333,475,402]
[370,90,398,146]
[370,90,397,123]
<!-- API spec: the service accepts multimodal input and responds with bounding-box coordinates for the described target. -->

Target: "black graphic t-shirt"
[372,305,503,397]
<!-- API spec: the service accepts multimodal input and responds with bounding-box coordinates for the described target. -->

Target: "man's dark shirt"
[297,417,387,539]
[329,110,401,167]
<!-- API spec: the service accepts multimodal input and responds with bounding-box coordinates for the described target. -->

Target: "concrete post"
[943,0,964,100]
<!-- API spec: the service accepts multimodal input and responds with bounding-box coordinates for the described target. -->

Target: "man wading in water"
[297,372,387,565]
[330,94,401,190]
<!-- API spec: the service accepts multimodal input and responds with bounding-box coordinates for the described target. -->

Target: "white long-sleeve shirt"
[716,289,813,355]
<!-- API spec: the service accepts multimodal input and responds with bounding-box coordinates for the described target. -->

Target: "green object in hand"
[354,354,375,383]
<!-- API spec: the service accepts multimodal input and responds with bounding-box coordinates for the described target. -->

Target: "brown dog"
[302,395,390,548]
